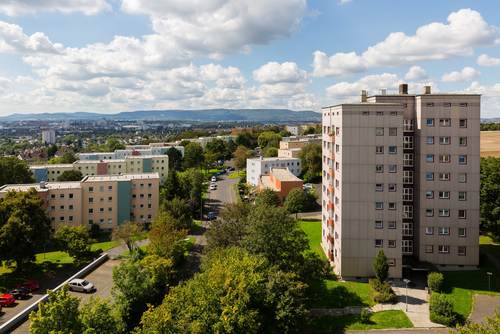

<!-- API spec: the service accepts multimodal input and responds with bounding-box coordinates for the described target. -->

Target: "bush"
[373,250,389,282]
[370,278,398,304]
[427,272,444,292]
[429,293,457,326]
[359,308,371,324]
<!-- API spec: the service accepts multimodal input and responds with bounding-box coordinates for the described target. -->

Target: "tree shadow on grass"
[306,280,367,308]
[306,314,366,334]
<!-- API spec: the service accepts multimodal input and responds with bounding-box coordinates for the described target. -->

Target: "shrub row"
[429,293,458,326]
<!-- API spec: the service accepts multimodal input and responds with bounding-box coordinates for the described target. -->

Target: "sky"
[0,0,500,117]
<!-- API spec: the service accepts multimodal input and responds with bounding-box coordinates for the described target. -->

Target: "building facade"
[259,168,304,199]
[246,157,301,186]
[322,85,480,279]
[278,134,322,158]
[0,173,160,230]
[41,129,56,144]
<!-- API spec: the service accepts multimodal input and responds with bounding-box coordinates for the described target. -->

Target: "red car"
[0,293,16,307]
[17,279,40,292]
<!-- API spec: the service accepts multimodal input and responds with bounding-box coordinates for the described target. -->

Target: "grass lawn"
[90,240,120,252]
[480,235,500,260]
[310,310,413,332]
[307,279,375,308]
[228,170,245,179]
[190,220,204,234]
[298,220,326,260]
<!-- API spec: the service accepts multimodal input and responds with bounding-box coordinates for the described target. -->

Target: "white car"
[68,279,95,293]
[211,176,217,182]
[209,184,217,190]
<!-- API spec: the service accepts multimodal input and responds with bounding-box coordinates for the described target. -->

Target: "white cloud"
[0,21,62,54]
[477,54,500,66]
[441,67,479,82]
[339,0,352,4]
[313,8,498,77]
[465,81,500,118]
[405,65,427,80]
[253,62,307,84]
[326,73,401,97]
[0,0,110,16]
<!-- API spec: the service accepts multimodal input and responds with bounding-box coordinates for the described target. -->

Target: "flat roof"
[248,156,300,162]
[83,173,160,182]
[0,181,81,192]
[271,168,302,182]
[30,164,73,169]
[322,102,401,109]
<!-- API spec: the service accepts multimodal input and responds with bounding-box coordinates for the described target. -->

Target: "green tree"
[112,221,143,252]
[264,146,278,157]
[258,131,282,149]
[80,297,124,334]
[179,168,204,214]
[373,250,389,282]
[162,170,181,201]
[166,147,183,171]
[480,157,500,238]
[299,142,322,182]
[206,203,252,250]
[205,138,227,162]
[183,142,204,169]
[161,197,193,230]
[0,189,51,269]
[47,144,58,158]
[29,286,82,334]
[148,211,188,263]
[0,156,34,186]
[106,137,125,151]
[255,189,281,207]
[57,170,83,181]
[60,152,77,163]
[55,226,93,264]
[284,188,310,218]
[236,131,258,149]
[234,145,252,170]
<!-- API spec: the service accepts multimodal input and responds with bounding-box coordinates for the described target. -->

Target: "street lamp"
[487,272,493,291]
[403,278,410,312]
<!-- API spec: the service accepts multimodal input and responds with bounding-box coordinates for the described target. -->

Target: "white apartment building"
[322,85,480,279]
[246,157,301,186]
[42,129,56,144]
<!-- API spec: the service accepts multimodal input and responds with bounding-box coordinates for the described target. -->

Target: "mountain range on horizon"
[0,109,321,123]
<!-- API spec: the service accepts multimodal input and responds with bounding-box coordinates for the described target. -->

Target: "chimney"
[380,89,387,96]
[424,85,432,94]
[399,84,408,95]
[361,90,367,102]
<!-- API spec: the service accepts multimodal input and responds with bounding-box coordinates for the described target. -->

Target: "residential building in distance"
[78,144,184,160]
[278,134,322,158]
[322,85,480,279]
[259,168,303,199]
[41,129,56,144]
[246,156,301,186]
[31,155,169,182]
[0,173,160,230]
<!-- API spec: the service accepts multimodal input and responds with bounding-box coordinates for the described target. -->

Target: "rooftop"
[30,164,73,169]
[248,156,300,162]
[270,168,302,182]
[0,181,81,192]
[83,173,160,182]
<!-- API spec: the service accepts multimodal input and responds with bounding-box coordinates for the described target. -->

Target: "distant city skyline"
[0,1,500,117]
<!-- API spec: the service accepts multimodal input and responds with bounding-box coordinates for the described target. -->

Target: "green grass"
[310,310,413,332]
[90,240,120,252]
[190,220,204,234]
[298,220,326,260]
[307,279,375,308]
[480,235,500,260]
[228,170,245,179]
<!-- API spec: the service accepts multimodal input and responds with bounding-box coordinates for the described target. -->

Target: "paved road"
[349,329,449,334]
[469,294,500,323]
[206,174,238,214]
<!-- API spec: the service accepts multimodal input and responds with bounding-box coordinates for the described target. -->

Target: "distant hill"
[0,109,321,122]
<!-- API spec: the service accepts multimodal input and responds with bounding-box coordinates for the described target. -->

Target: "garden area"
[309,310,412,332]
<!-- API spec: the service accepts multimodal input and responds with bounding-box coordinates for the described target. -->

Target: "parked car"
[0,293,16,307]
[211,176,217,182]
[9,288,31,300]
[17,279,39,292]
[207,212,217,220]
[209,184,217,191]
[68,279,95,293]
[303,183,314,190]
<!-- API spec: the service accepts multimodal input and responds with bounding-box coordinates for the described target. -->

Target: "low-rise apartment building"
[0,173,160,230]
[78,144,183,160]
[278,134,322,158]
[259,168,303,199]
[246,156,301,186]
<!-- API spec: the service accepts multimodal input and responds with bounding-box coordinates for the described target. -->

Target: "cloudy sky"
[0,0,500,117]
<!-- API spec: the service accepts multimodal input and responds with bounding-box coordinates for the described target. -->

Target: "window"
[458,210,467,219]
[362,111,369,116]
[89,187,94,192]
[388,184,396,192]
[60,205,64,210]
[458,246,467,256]
[59,194,65,198]
[443,102,451,107]
[439,209,450,217]
[388,202,396,210]
[388,240,396,248]
[426,209,434,217]
[375,202,384,210]
[426,118,435,127]
[459,155,467,165]
[51,194,55,199]
[425,245,434,253]
[69,193,73,199]
[426,191,434,199]
[388,164,397,173]
[459,137,467,146]
[439,154,451,163]
[460,102,468,107]
[426,154,434,163]
[389,128,397,136]
[439,191,450,199]
[376,146,384,154]
[426,102,435,107]
[439,118,451,127]
[69,205,73,210]
[439,136,451,145]
[390,111,398,116]
[88,197,93,203]
[376,111,384,116]
[458,192,467,201]
[459,119,467,128]
[426,172,434,181]
[386,221,395,229]
[88,208,93,214]
[439,173,450,181]
[108,185,113,190]
[376,127,384,136]
[438,245,450,254]
[376,164,384,173]
[426,136,434,145]
[458,228,466,237]
[458,173,467,183]
[388,146,397,154]
[375,220,383,229]
[375,239,383,248]
[69,216,73,222]
[375,184,384,192]
[425,227,434,235]
[438,227,450,235]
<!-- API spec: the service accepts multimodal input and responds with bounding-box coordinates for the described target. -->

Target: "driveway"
[469,294,500,323]
[207,174,238,214]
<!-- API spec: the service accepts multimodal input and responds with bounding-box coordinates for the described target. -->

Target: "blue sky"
[0,0,499,117]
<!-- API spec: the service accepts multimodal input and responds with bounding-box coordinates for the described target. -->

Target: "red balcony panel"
[327,201,334,210]
[327,218,334,227]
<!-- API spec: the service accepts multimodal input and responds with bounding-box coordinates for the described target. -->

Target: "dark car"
[207,212,217,220]
[9,287,31,300]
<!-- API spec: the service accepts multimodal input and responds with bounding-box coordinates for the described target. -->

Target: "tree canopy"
[166,147,183,171]
[57,170,83,182]
[0,156,34,186]
[234,145,253,170]
[299,142,322,183]
[183,142,204,169]
[258,131,282,149]
[480,157,500,238]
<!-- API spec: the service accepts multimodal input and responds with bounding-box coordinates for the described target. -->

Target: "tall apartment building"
[31,155,169,183]
[0,173,160,230]
[41,129,56,144]
[322,85,480,279]
[246,157,301,186]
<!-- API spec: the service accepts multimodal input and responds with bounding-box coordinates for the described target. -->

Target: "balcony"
[327,201,334,211]
[327,218,334,227]
[327,184,334,193]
